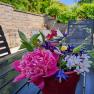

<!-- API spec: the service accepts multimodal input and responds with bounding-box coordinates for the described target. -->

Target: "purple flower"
[42,41,57,52]
[56,69,68,81]
[67,45,75,52]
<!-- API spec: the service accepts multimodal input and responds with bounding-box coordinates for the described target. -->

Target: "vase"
[42,71,80,94]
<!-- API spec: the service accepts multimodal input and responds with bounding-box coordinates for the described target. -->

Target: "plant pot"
[51,16,56,20]
[42,71,80,94]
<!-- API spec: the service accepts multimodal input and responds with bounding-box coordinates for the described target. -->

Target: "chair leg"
[83,72,86,94]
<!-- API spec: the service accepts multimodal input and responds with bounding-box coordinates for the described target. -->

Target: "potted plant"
[12,29,92,94]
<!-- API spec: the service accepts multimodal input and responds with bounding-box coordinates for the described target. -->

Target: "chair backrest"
[66,20,94,50]
[0,26,11,58]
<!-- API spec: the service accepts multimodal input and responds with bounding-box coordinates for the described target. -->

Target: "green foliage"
[56,3,94,23]
[18,31,45,51]
[46,4,62,17]
[73,45,83,53]
[56,10,77,24]
[29,33,40,46]
[0,0,10,3]
[0,0,67,14]
[39,31,45,42]
[1,0,94,23]
[60,59,68,70]
[12,0,29,12]
[87,50,94,69]
[77,3,94,19]
[18,31,27,41]
[78,0,94,4]
[0,0,29,12]
[27,0,51,14]
[18,31,34,51]
[87,50,94,58]
[0,0,59,13]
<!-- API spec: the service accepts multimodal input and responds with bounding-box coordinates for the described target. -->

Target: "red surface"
[42,71,80,94]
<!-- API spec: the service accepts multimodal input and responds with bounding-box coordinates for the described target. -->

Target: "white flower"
[81,54,90,59]
[65,55,82,69]
[65,54,92,74]
[64,55,70,61]
[74,54,92,73]
[66,58,75,69]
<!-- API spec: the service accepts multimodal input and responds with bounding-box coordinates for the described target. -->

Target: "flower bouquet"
[12,29,92,94]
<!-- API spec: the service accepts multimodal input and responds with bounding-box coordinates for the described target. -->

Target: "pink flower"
[46,29,57,40]
[12,60,21,72]
[13,74,25,82]
[12,48,59,89]
[51,29,57,36]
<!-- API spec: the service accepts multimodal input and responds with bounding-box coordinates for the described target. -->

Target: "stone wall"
[0,3,67,48]
[0,3,47,48]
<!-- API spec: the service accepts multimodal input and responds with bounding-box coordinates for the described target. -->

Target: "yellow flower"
[61,46,67,51]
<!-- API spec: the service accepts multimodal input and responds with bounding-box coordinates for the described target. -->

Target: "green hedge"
[77,3,94,19]
[46,4,64,17]
[46,3,94,24]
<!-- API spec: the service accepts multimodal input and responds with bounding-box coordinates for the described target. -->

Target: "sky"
[59,0,78,5]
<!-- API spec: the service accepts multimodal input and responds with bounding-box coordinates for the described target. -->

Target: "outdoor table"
[0,50,94,94]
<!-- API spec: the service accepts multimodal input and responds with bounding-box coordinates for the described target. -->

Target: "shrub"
[56,10,77,24]
[77,3,94,20]
[46,4,62,17]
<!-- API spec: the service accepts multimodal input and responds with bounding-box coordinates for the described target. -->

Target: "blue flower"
[42,41,54,50]
[67,45,75,52]
[42,41,60,53]
[62,32,68,37]
[55,70,68,82]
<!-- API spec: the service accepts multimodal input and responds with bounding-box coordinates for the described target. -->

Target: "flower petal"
[12,60,21,72]
[13,74,25,82]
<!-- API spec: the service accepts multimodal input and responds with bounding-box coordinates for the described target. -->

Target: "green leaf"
[19,43,26,49]
[39,31,45,42]
[18,31,34,51]
[87,50,94,58]
[73,45,82,53]
[22,41,33,51]
[18,31,28,42]
[61,60,67,67]
[29,33,40,46]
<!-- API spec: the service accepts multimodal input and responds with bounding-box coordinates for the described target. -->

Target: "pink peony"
[12,48,59,89]
[12,60,21,72]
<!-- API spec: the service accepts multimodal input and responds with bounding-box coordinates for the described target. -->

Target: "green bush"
[56,3,94,24]
[56,10,77,24]
[77,3,94,19]
[46,4,62,17]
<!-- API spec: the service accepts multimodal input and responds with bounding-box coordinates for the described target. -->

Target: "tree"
[76,3,94,19]
[78,0,94,3]
[0,0,65,14]
[27,0,59,13]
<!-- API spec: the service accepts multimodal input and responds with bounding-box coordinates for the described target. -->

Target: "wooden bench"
[0,26,41,94]
[0,51,41,94]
